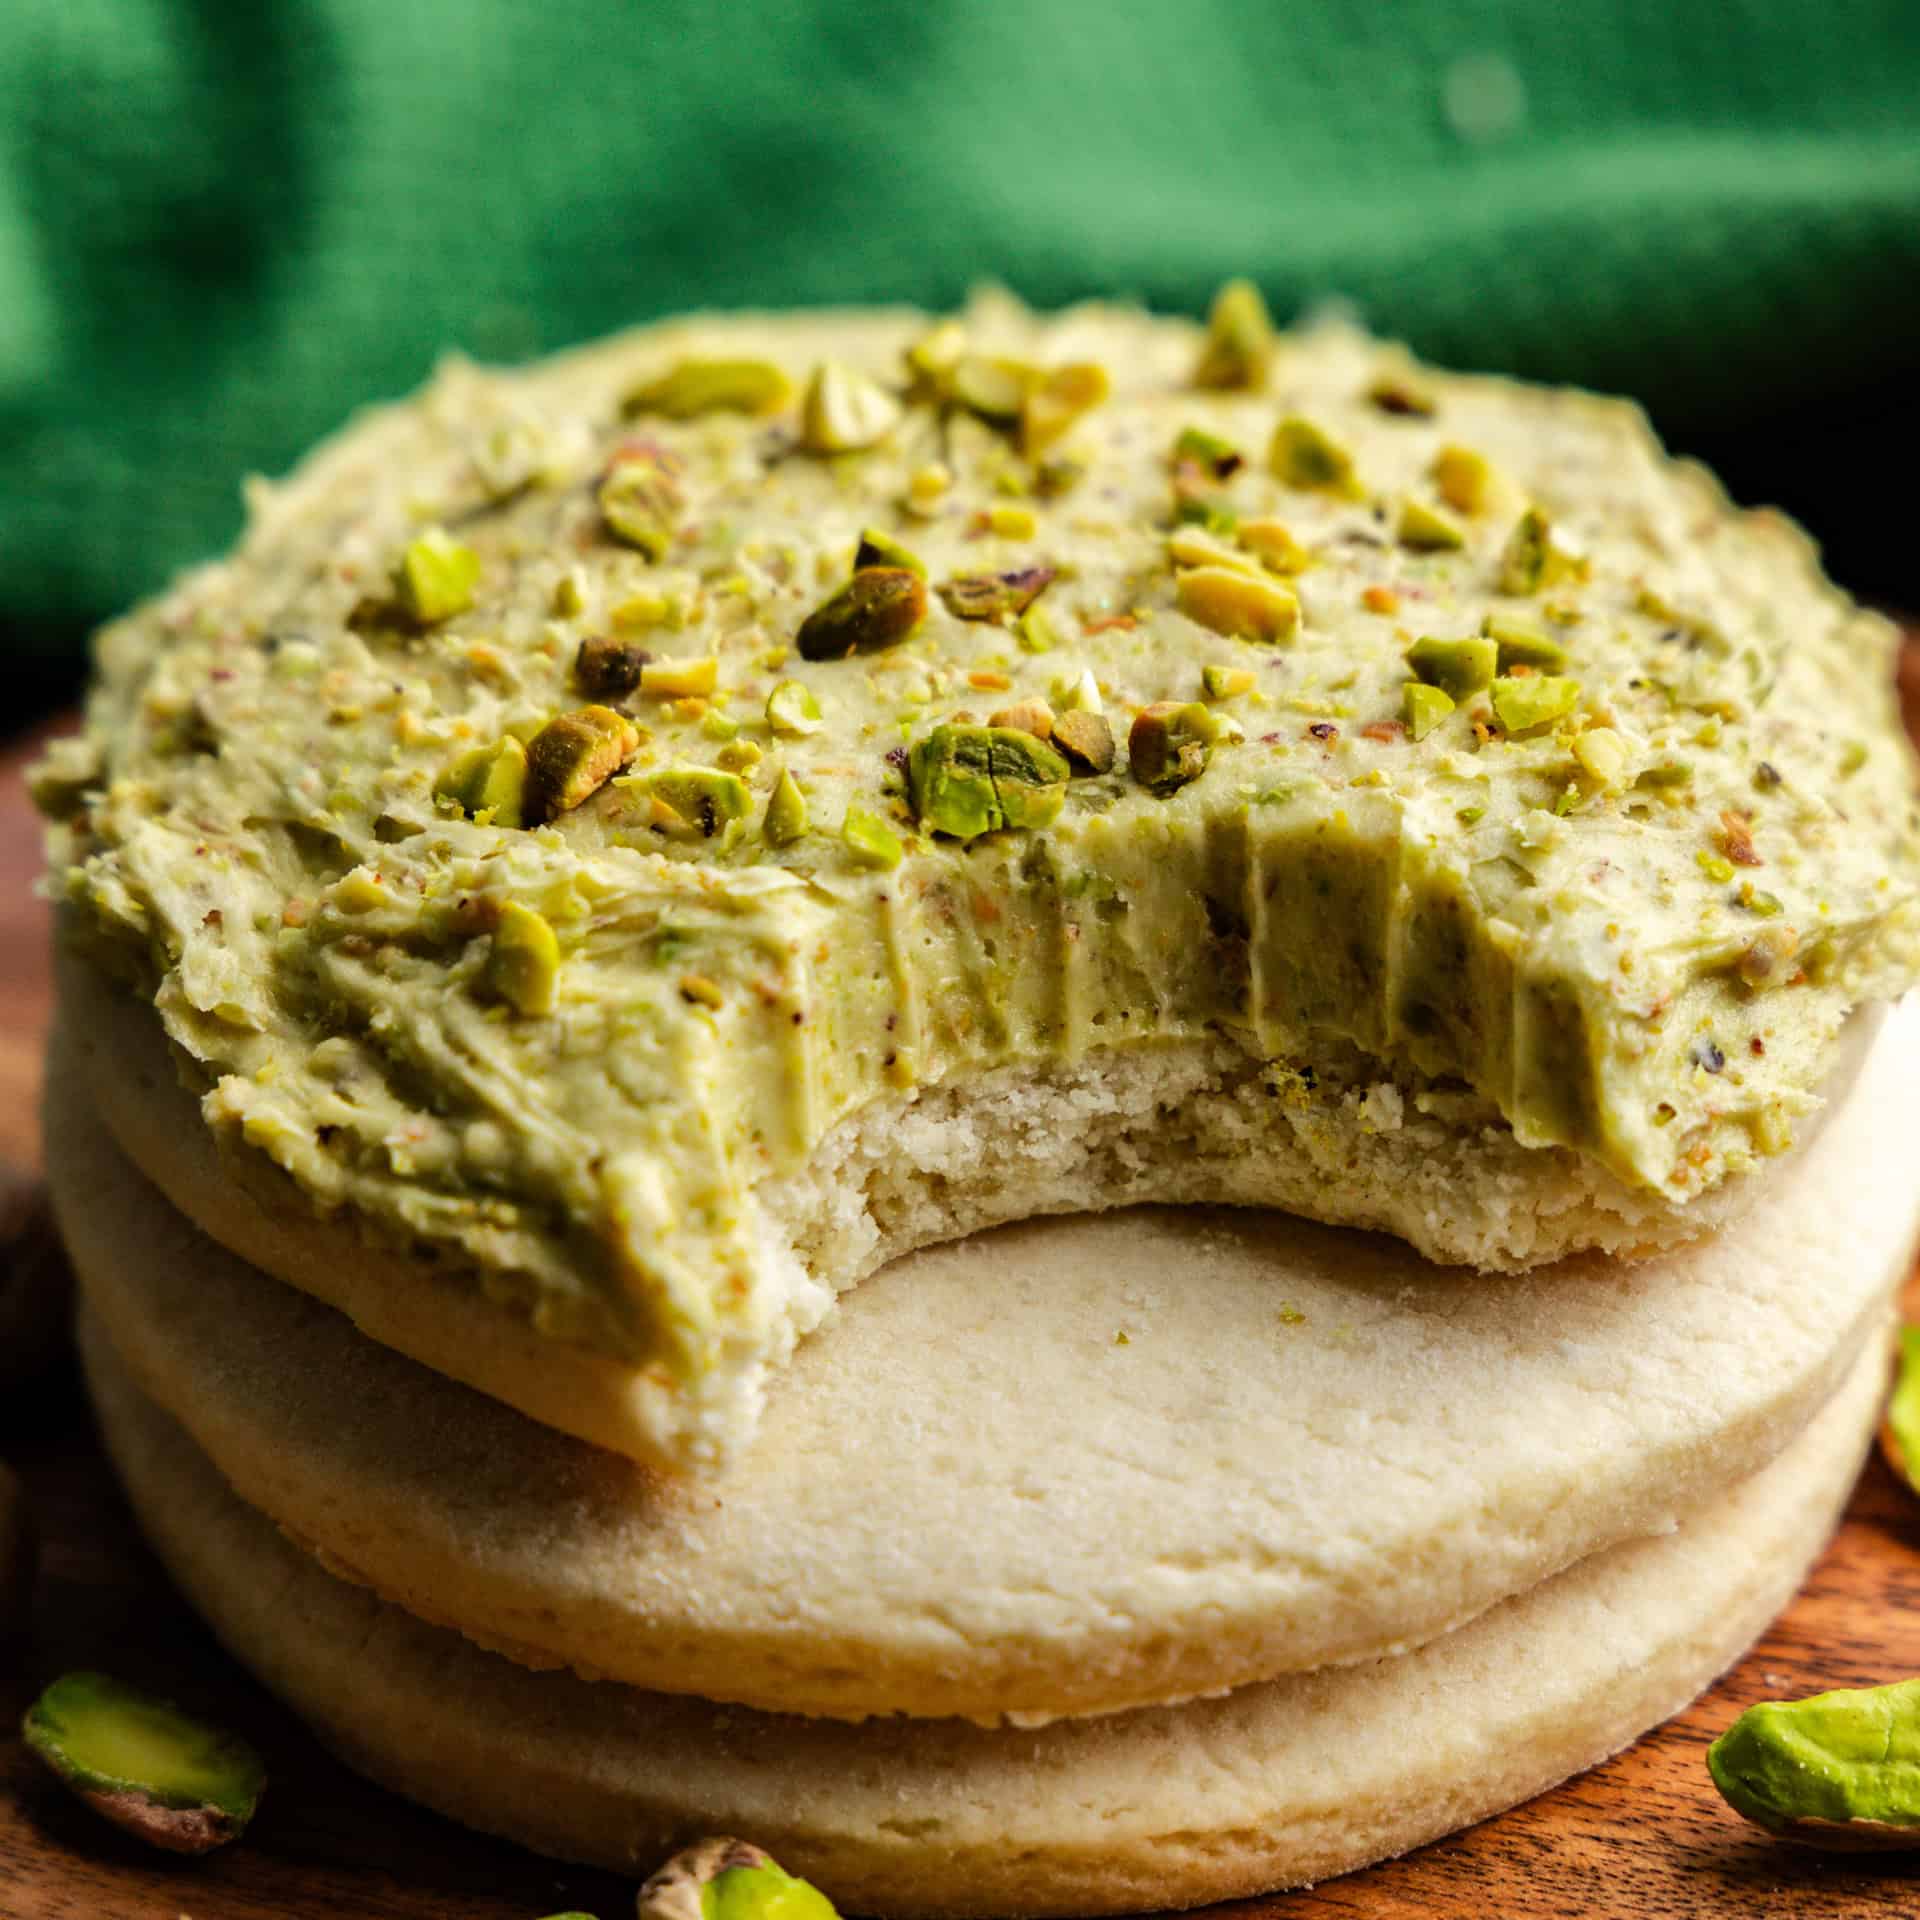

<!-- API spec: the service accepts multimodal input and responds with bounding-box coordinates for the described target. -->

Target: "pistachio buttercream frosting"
[38,287,1920,1469]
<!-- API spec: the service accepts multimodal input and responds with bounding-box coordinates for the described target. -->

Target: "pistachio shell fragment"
[624,358,793,420]
[636,1837,840,1920]
[796,569,928,660]
[486,902,561,1015]
[762,768,809,846]
[434,735,528,828]
[638,767,753,839]
[1433,444,1496,516]
[1129,700,1217,795]
[1484,615,1568,672]
[766,679,823,737]
[21,1671,266,1855]
[598,444,685,559]
[1405,634,1498,700]
[908,723,1070,839]
[523,705,640,823]
[1051,708,1116,774]
[1397,498,1466,552]
[1192,278,1275,390]
[576,634,653,699]
[842,805,904,868]
[1176,565,1300,643]
[1491,673,1582,734]
[1022,361,1110,455]
[1499,506,1590,595]
[393,529,480,626]
[853,527,925,575]
[800,361,902,453]
[1708,1678,1920,1848]
[1882,1323,1920,1495]
[937,566,1056,624]
[1403,681,1456,740]
[1270,417,1363,498]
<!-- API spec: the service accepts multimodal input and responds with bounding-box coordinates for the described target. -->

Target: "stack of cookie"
[39,291,1920,1914]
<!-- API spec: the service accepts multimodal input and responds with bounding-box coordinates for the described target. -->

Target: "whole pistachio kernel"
[1022,361,1111,455]
[1177,565,1300,643]
[575,634,652,698]
[937,566,1056,624]
[1403,681,1456,741]
[1269,417,1364,499]
[1129,700,1218,795]
[1051,708,1116,774]
[1708,1678,1920,1848]
[762,768,809,846]
[486,902,561,1016]
[766,679,824,737]
[1499,506,1590,595]
[949,354,1035,423]
[1491,674,1582,734]
[1882,1324,1920,1496]
[1192,278,1276,390]
[638,1838,840,1920]
[393,528,480,625]
[796,569,928,661]
[1484,614,1568,672]
[1397,498,1466,552]
[523,705,640,822]
[800,361,902,454]
[434,735,528,827]
[853,527,926,576]
[842,805,905,868]
[597,443,685,559]
[623,358,793,420]
[1433,444,1496,516]
[1405,634,1498,700]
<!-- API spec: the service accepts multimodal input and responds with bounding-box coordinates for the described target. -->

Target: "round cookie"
[46,999,1920,1725]
[81,1311,1887,1918]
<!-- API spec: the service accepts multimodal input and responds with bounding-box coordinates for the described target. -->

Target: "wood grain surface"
[5,640,1920,1918]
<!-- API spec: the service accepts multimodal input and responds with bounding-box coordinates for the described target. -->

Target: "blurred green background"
[5,0,1918,714]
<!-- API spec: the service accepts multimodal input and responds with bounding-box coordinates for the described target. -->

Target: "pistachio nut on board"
[33,284,1920,1913]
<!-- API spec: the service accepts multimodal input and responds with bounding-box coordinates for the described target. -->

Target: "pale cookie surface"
[47,999,1920,1724]
[37,292,1920,1470]
[82,1312,1886,1918]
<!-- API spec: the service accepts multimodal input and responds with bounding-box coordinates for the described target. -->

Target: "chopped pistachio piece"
[1491,673,1582,734]
[1637,759,1694,788]
[987,503,1038,540]
[1016,605,1061,654]
[1403,681,1456,740]
[392,529,480,626]
[853,527,925,575]
[1572,726,1630,786]
[1499,507,1590,595]
[1884,1325,1920,1495]
[842,804,905,868]
[1367,368,1438,417]
[796,568,928,660]
[575,634,652,698]
[486,902,561,1015]
[1484,615,1568,672]
[766,679,824,737]
[949,354,1035,423]
[639,767,752,838]
[903,319,967,397]
[1202,664,1257,699]
[763,768,809,845]
[640,656,719,698]
[1708,1678,1920,1847]
[937,566,1056,624]
[1192,278,1275,390]
[1051,666,1103,713]
[624,358,793,420]
[1168,525,1259,575]
[21,1672,267,1856]
[800,361,902,453]
[1405,634,1498,700]
[434,735,528,827]
[987,698,1055,741]
[1022,361,1110,455]
[1173,426,1244,478]
[1236,518,1314,575]
[1051,708,1116,774]
[908,723,1070,839]
[597,444,685,560]
[1270,417,1363,498]
[1397,498,1466,552]
[1128,700,1217,794]
[1176,565,1300,643]
[1433,444,1495,516]
[523,705,639,822]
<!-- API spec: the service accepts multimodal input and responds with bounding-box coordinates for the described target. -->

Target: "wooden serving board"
[6,644,1920,1919]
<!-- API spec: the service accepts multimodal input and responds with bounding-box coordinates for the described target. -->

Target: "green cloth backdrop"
[4,0,1917,696]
